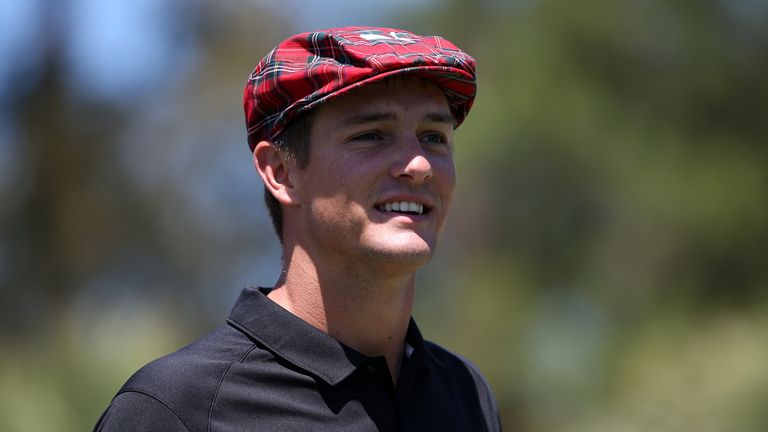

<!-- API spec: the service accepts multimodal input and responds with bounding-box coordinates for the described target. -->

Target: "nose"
[390,139,433,184]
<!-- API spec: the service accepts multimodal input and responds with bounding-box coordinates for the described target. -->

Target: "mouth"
[374,200,431,216]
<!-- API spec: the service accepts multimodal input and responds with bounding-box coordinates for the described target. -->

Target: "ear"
[253,141,301,206]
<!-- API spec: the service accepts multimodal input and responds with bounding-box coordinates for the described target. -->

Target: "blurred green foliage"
[1,0,767,431]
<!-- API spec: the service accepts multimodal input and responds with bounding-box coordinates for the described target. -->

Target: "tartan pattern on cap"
[243,26,477,150]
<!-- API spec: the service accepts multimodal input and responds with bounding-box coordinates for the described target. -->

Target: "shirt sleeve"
[93,391,189,432]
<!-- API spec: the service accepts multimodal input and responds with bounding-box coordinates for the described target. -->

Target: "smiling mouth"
[375,201,430,216]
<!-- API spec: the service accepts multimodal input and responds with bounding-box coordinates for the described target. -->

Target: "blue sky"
[0,0,436,104]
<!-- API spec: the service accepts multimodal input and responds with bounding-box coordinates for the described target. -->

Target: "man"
[93,26,501,431]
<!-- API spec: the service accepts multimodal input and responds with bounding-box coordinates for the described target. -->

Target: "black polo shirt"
[93,287,501,431]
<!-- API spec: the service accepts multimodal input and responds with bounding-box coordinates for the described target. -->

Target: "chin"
[362,235,437,269]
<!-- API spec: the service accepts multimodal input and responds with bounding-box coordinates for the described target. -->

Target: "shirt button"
[366,365,377,373]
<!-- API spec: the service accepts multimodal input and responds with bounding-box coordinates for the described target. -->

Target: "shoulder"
[424,341,503,432]
[93,391,188,432]
[122,324,254,399]
[96,324,257,432]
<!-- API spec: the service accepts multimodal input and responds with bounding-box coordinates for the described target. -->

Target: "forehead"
[312,76,452,126]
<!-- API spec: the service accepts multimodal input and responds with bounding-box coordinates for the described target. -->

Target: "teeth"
[377,201,425,215]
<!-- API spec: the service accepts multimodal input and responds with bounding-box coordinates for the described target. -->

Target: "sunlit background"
[2,0,768,431]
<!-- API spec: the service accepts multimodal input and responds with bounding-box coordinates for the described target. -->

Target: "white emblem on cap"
[360,31,415,43]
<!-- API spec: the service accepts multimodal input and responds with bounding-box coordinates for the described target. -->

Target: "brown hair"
[263,112,313,242]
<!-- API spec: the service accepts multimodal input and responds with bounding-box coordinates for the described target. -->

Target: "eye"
[350,131,383,142]
[420,132,450,149]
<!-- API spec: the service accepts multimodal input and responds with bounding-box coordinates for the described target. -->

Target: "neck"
[268,244,415,382]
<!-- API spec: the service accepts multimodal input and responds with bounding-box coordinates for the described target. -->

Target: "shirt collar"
[226,286,426,386]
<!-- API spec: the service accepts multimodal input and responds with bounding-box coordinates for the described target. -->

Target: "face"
[287,77,456,271]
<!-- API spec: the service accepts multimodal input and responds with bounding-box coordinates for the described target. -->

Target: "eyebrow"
[424,112,455,126]
[338,111,455,128]
[339,112,397,127]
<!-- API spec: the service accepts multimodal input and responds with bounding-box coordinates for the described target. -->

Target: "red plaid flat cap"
[243,26,477,150]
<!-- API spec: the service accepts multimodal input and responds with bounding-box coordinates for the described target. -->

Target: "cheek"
[434,158,457,196]
[305,165,366,218]
[301,157,348,199]
[328,155,378,199]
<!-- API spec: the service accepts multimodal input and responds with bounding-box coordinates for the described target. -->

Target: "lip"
[372,209,431,224]
[373,193,435,210]
[372,193,436,222]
